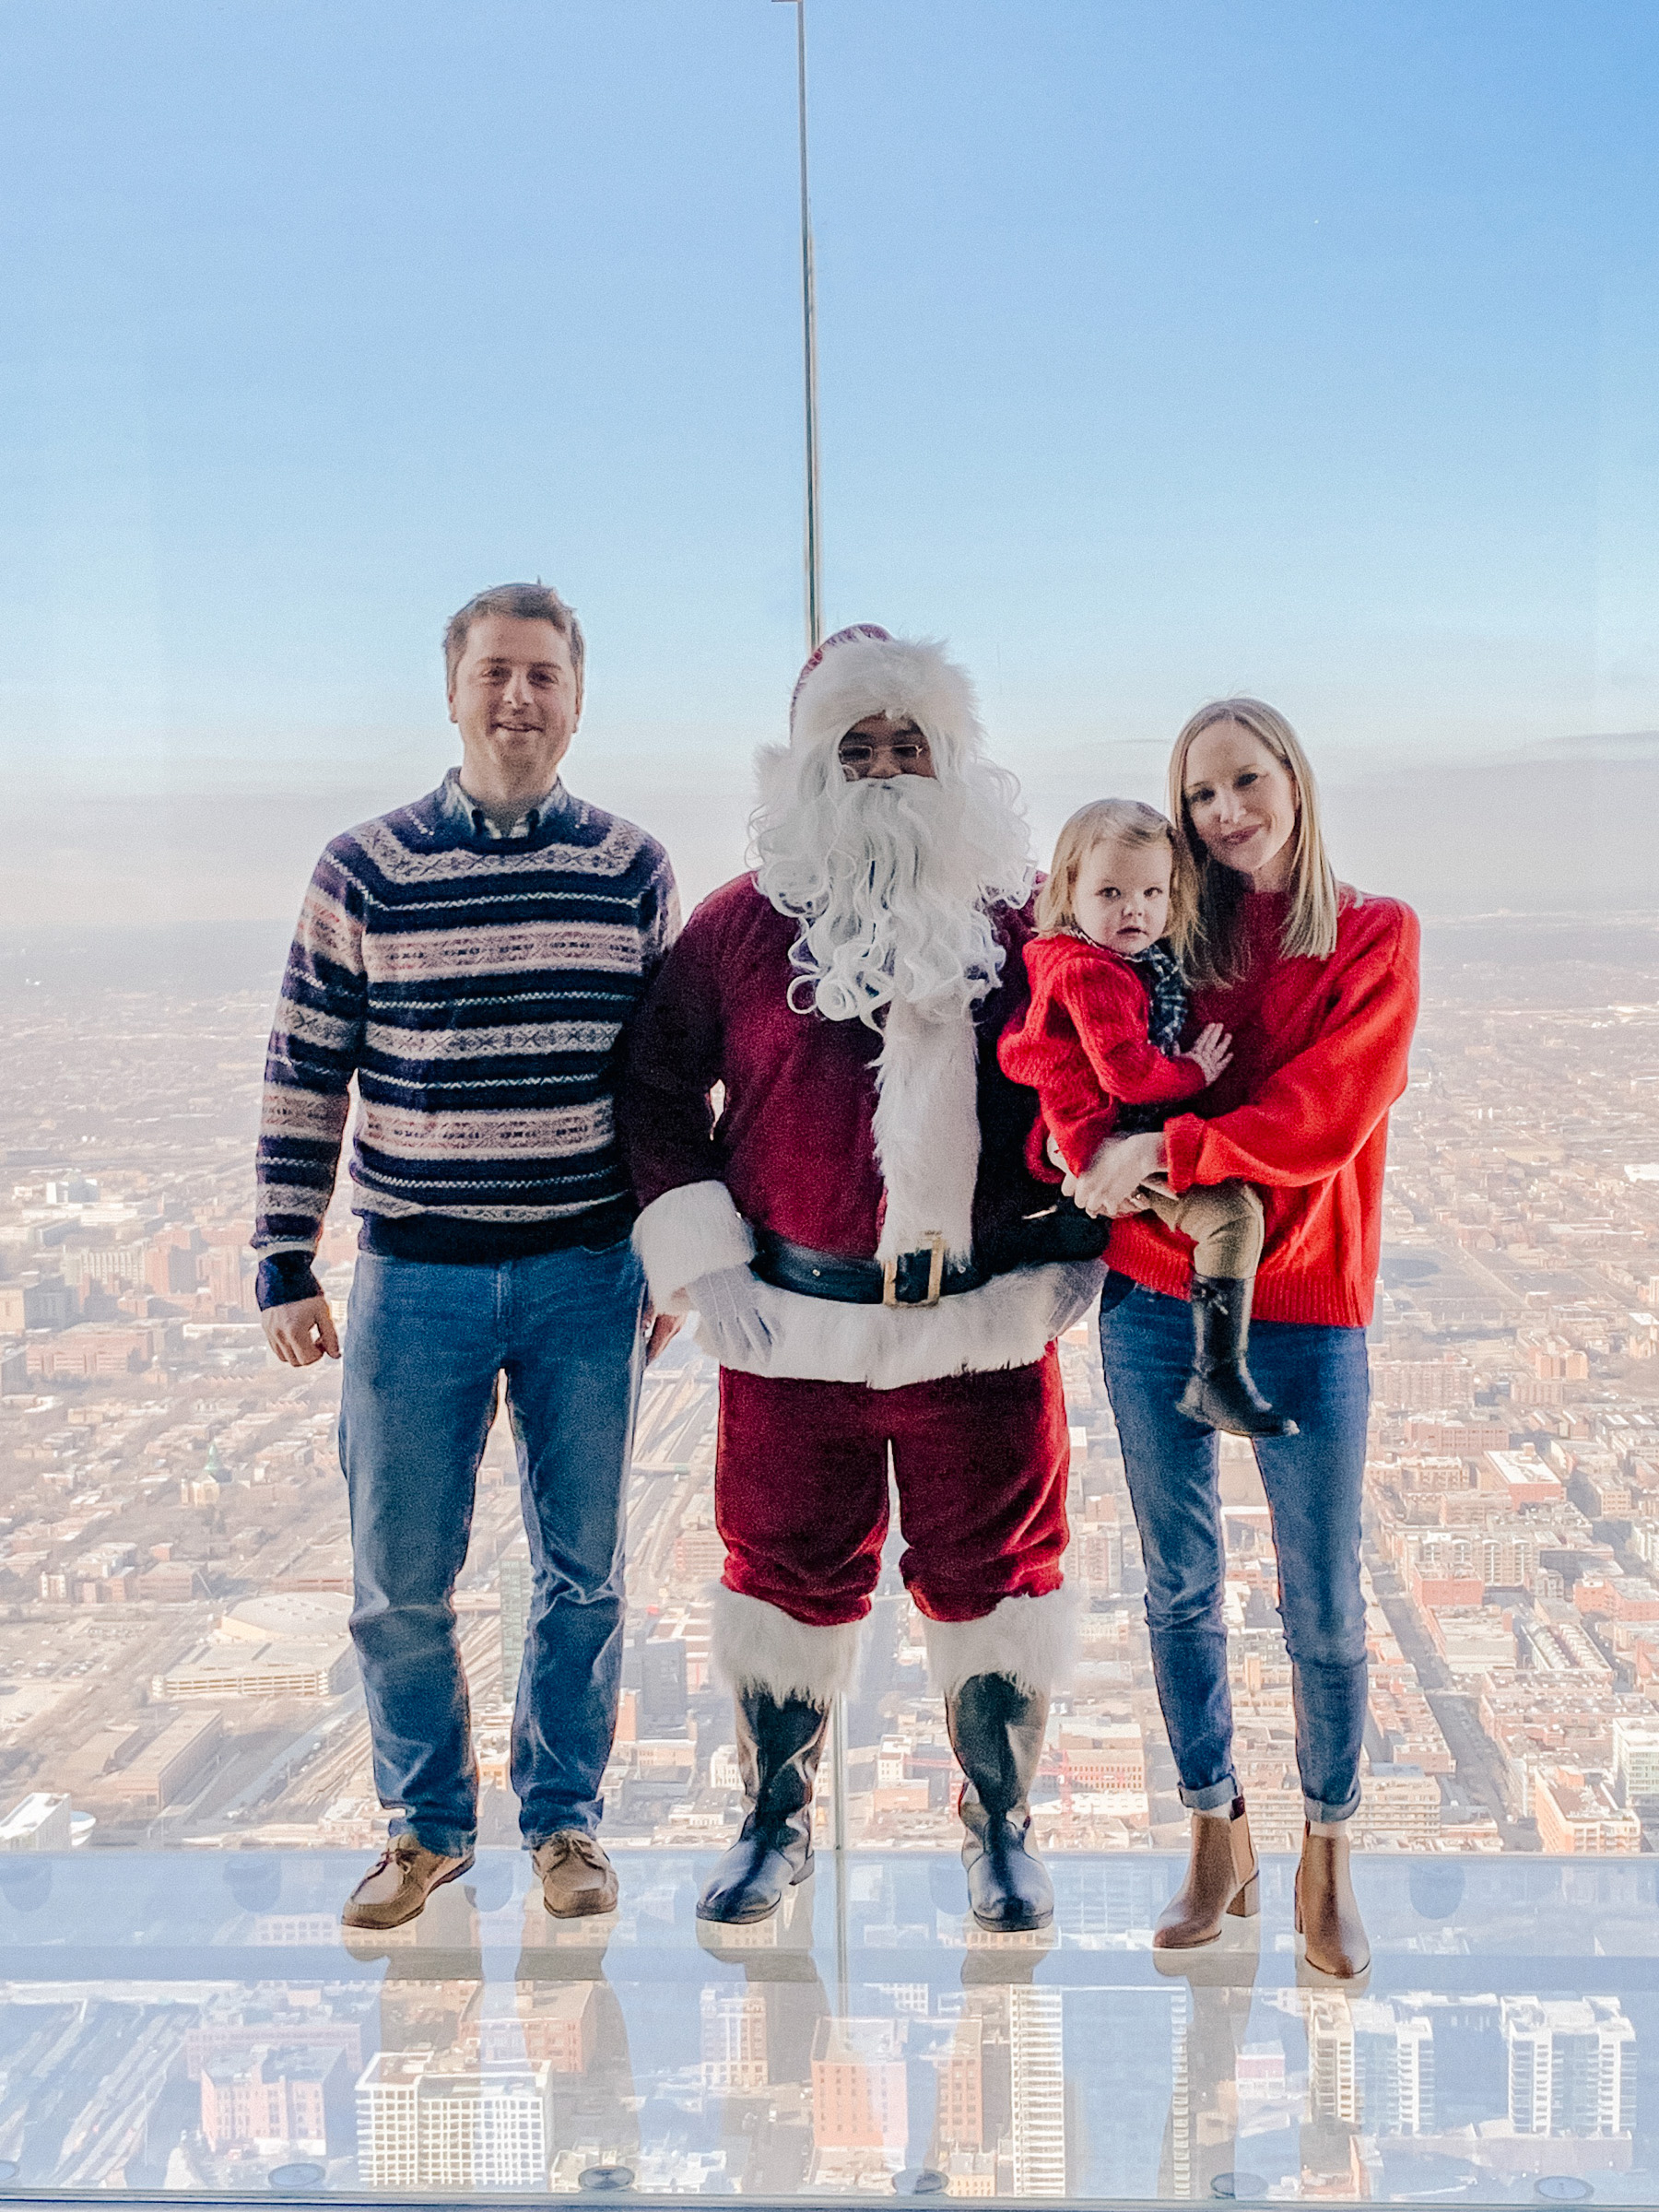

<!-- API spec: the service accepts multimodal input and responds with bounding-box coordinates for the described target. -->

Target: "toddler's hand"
[1185,1023,1233,1086]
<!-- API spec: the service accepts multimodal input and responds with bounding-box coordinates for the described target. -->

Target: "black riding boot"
[1177,1274,1298,1439]
[947,1672,1054,1934]
[696,1688,830,1925]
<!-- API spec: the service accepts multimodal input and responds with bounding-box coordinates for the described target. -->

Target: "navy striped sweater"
[253,775,677,1285]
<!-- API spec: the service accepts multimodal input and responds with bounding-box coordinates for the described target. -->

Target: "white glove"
[687,1263,773,1367]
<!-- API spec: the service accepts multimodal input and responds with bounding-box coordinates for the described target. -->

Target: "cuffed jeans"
[1098,1275,1369,1824]
[340,1240,646,1858]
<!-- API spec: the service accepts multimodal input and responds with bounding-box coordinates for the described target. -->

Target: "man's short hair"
[443,582,585,692]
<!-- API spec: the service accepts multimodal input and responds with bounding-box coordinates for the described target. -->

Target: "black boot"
[1177,1274,1298,1439]
[696,1688,830,1925]
[946,1673,1054,1934]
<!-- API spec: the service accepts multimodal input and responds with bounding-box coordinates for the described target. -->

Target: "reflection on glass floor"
[0,1851,1655,2204]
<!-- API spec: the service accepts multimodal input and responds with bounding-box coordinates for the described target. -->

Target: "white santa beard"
[755,771,1029,1026]
[755,776,1028,1268]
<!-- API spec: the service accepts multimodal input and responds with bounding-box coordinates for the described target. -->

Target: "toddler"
[999,798,1294,1438]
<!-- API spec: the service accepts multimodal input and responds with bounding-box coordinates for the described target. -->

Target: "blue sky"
[1,0,1656,910]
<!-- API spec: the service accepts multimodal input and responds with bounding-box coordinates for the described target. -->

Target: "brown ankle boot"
[1295,1822,1371,1980]
[1154,1798,1258,1949]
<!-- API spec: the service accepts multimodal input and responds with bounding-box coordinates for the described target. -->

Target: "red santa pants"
[714,1348,1070,1627]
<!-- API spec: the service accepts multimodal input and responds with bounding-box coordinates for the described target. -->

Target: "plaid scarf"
[1133,941,1188,1053]
[1117,940,1191,1135]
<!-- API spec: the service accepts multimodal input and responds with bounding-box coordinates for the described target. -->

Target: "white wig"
[751,628,1034,1026]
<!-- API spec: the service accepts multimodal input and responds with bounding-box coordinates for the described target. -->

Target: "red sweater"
[1108,888,1419,1328]
[997,935,1209,1181]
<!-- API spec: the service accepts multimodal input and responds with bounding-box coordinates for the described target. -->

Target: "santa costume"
[622,626,1102,1931]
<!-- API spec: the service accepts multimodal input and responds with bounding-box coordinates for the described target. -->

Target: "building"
[1009,1986,1066,2197]
[701,1989,768,2090]
[926,2016,984,2153]
[0,1792,73,1852]
[1534,1767,1641,1854]
[499,1547,532,1699]
[1371,1361,1476,1409]
[1477,1450,1566,1510]
[152,1592,356,1702]
[1353,1766,1442,1848]
[639,1628,688,1738]
[1612,1719,1659,1817]
[200,2045,346,2158]
[1427,1605,1516,1679]
[1310,1996,1436,2135]
[26,1324,159,1379]
[811,2018,908,2150]
[1504,1998,1635,2136]
[1574,1574,1659,1624]
[356,2051,551,2190]
[118,1712,225,1809]
[1058,1721,1144,1793]
[482,1986,594,2073]
[0,1277,78,1331]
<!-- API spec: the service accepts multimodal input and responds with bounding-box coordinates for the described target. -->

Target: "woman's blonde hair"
[1167,698,1339,986]
[1035,797,1194,942]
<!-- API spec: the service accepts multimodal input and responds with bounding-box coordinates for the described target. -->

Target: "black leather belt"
[753,1230,986,1308]
[752,1204,1109,1312]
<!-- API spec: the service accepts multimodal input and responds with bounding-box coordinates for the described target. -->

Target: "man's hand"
[261,1296,341,1368]
[687,1263,773,1367]
[1183,1022,1233,1087]
[1067,1131,1165,1219]
[645,1311,682,1364]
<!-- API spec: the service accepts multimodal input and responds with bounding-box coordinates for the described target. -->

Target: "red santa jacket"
[996,933,1209,1181]
[1108,888,1419,1328]
[622,875,1102,1390]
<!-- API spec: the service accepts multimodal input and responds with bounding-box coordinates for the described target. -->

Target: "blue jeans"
[340,1240,647,1857]
[1098,1276,1369,1824]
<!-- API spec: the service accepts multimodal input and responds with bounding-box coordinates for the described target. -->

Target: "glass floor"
[0,1847,1653,2206]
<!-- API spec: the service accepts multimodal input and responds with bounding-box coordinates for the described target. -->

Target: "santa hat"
[783,624,988,769]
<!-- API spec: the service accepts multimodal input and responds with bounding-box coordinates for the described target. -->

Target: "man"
[254,582,677,1930]
[623,625,1101,1932]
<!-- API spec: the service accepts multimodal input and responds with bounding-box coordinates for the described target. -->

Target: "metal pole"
[792,0,824,656]
[790,2,842,1865]
[776,2,843,2004]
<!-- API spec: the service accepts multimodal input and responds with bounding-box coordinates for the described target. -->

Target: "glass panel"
[1,1848,1656,2198]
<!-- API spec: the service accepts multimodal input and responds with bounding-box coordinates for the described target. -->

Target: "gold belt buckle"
[883,1231,947,1309]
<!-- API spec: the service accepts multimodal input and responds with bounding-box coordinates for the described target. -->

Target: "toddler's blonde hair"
[1035,797,1194,942]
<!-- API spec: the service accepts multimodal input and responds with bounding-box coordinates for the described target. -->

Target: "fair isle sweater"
[253,771,677,1295]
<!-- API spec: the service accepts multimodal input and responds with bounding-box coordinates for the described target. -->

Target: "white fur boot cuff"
[922,1587,1078,1700]
[712,1587,863,1707]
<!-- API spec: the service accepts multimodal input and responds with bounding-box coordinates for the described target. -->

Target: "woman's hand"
[1069,1131,1165,1218]
[1184,1022,1233,1086]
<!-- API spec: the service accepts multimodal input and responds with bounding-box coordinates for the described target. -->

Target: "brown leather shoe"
[535,1830,619,1918]
[1295,1822,1371,1980]
[1154,1798,1259,1950]
[341,1836,473,1931]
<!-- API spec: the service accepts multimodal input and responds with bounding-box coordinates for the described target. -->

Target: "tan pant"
[1136,1175,1263,1281]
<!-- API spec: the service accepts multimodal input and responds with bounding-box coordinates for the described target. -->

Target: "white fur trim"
[783,632,985,776]
[711,1259,1102,1392]
[923,1588,1079,1700]
[632,1180,755,1312]
[712,1586,862,1705]
[872,998,980,1265]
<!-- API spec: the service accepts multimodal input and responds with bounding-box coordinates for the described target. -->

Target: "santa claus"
[623,626,1102,1932]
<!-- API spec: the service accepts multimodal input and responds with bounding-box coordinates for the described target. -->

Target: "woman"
[1076,698,1418,1981]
